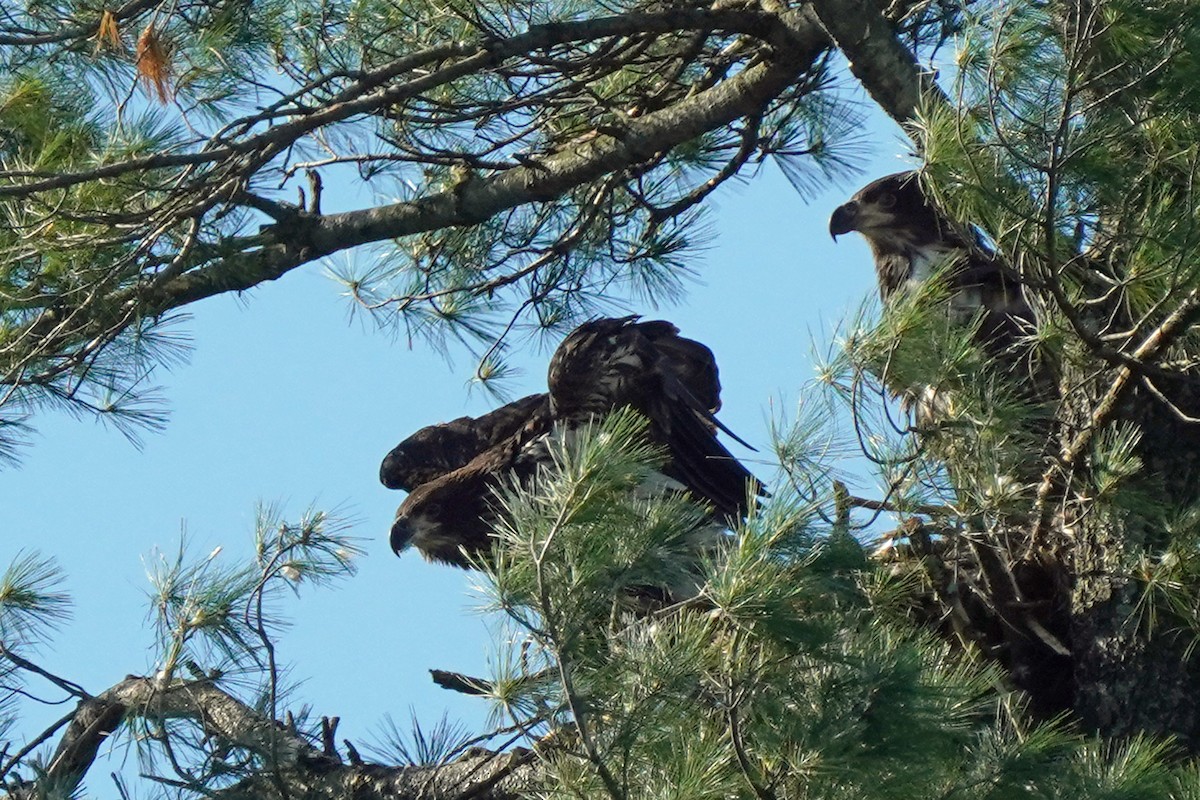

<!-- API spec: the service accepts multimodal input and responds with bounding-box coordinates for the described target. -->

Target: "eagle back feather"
[386,316,763,570]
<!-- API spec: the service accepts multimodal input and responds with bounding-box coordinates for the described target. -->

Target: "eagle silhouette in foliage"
[381,316,763,568]
[833,173,1074,716]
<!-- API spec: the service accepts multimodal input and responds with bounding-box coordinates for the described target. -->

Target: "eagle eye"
[879,192,897,209]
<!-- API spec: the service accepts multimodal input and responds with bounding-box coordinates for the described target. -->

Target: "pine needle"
[94,9,124,53]
[135,25,172,104]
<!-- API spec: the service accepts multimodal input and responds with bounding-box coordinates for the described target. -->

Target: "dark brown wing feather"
[390,402,553,567]
[380,393,548,490]
[389,316,762,569]
[659,397,759,519]
[548,316,763,519]
[635,319,723,415]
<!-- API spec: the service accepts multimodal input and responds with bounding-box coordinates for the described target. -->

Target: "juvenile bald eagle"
[383,316,762,568]
[379,393,548,492]
[832,174,1072,715]
[829,171,1036,365]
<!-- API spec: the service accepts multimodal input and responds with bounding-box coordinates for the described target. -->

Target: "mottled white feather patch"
[904,243,960,290]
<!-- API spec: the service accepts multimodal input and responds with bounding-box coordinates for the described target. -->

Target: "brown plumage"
[387,404,553,566]
[829,171,1036,366]
[379,393,548,491]
[383,316,762,569]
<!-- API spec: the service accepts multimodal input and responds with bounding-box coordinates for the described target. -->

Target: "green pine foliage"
[2,416,1200,797]
[923,0,1200,352]
[824,274,1045,525]
[0,508,361,791]
[0,553,71,648]
[8,0,1200,797]
[146,505,361,683]
[0,0,872,455]
[472,412,1199,800]
[911,0,1200,643]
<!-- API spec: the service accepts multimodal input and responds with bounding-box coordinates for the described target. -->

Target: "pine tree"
[5,0,1200,798]
[829,0,1200,744]
[0,0,876,451]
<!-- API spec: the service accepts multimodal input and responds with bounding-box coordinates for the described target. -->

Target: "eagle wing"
[388,316,762,569]
[380,392,548,490]
[390,402,553,567]
[548,316,763,521]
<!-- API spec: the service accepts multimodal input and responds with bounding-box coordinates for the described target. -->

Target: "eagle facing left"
[381,317,762,570]
[829,171,1036,366]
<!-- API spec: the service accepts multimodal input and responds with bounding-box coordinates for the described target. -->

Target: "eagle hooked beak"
[389,516,412,556]
[829,201,858,241]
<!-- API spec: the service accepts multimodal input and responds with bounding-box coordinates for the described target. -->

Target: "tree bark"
[137,8,832,319]
[13,675,544,800]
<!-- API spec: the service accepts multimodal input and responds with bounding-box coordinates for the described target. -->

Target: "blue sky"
[1,104,914,789]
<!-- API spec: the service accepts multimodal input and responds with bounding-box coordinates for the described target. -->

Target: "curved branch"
[213,745,539,800]
[21,675,544,800]
[137,9,831,316]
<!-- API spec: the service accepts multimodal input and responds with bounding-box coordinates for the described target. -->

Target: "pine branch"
[840,490,956,519]
[0,5,836,425]
[40,693,127,796]
[31,676,329,795]
[0,643,89,700]
[0,708,76,783]
[209,744,539,800]
[1033,288,1200,540]
[17,674,544,800]
[0,12,762,197]
[0,0,159,46]
[136,9,830,319]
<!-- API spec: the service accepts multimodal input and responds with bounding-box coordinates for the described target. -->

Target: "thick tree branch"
[134,8,829,316]
[22,675,544,800]
[431,669,495,696]
[3,0,947,438]
[31,676,327,795]
[214,746,539,800]
[804,0,951,131]
[40,694,127,796]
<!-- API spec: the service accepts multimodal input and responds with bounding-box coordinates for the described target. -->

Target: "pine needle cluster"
[467,412,1200,799]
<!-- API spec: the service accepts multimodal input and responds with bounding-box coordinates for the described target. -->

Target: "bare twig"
[0,644,90,700]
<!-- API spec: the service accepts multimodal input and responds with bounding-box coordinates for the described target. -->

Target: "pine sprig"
[0,553,71,647]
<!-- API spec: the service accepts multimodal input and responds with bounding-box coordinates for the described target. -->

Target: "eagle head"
[389,464,497,567]
[829,171,936,243]
[830,171,964,298]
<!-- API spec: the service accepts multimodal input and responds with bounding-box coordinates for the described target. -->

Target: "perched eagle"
[829,171,1036,367]
[382,316,762,568]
